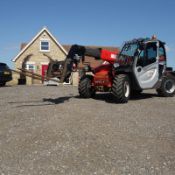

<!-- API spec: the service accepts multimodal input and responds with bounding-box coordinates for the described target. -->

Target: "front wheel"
[112,74,130,103]
[156,76,175,97]
[78,75,95,98]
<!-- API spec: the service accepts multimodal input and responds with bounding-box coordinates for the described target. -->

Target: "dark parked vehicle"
[0,63,12,86]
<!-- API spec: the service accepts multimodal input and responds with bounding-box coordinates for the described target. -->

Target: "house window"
[26,64,35,72]
[40,41,50,52]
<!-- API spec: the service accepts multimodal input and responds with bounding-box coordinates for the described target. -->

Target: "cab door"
[134,42,159,89]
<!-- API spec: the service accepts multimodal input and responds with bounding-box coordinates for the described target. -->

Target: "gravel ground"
[0,85,175,175]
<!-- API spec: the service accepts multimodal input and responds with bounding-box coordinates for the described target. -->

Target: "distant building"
[12,27,119,85]
[12,27,67,85]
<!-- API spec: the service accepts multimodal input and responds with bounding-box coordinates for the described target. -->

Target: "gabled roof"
[12,27,68,62]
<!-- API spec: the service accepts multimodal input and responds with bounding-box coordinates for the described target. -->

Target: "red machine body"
[73,38,175,103]
[100,50,117,63]
[92,49,119,89]
[93,63,113,88]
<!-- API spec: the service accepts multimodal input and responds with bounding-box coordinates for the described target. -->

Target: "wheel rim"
[164,79,175,93]
[124,81,130,97]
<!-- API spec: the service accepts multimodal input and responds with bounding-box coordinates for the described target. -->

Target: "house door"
[41,64,48,82]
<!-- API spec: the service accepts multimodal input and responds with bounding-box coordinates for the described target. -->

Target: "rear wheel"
[112,74,130,103]
[78,75,95,98]
[156,76,175,97]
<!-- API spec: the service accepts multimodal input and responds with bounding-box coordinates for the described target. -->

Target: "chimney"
[20,43,28,50]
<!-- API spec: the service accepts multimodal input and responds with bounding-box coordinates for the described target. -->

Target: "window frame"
[137,42,158,67]
[40,39,50,52]
[25,63,35,72]
[159,42,166,57]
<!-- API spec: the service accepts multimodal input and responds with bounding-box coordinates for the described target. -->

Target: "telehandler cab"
[47,36,175,103]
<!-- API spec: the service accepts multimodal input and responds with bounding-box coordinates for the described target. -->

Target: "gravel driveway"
[0,85,175,175]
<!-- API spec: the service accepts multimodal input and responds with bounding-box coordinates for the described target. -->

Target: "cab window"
[137,42,157,67]
[159,47,164,56]
[137,50,145,67]
[159,44,166,61]
[145,42,157,65]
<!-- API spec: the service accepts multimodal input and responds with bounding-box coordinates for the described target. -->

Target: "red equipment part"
[92,50,119,88]
[93,63,113,87]
[100,49,118,63]
[58,44,119,83]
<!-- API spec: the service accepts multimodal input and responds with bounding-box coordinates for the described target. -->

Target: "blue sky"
[0,0,175,68]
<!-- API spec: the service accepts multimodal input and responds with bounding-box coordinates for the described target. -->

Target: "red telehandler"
[48,36,175,103]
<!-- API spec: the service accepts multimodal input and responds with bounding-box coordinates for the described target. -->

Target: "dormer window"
[40,40,50,52]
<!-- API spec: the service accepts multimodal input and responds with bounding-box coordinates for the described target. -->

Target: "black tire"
[78,75,95,98]
[156,76,175,97]
[0,82,6,87]
[112,74,130,103]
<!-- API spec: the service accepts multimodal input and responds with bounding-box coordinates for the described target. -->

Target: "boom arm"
[59,44,118,83]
